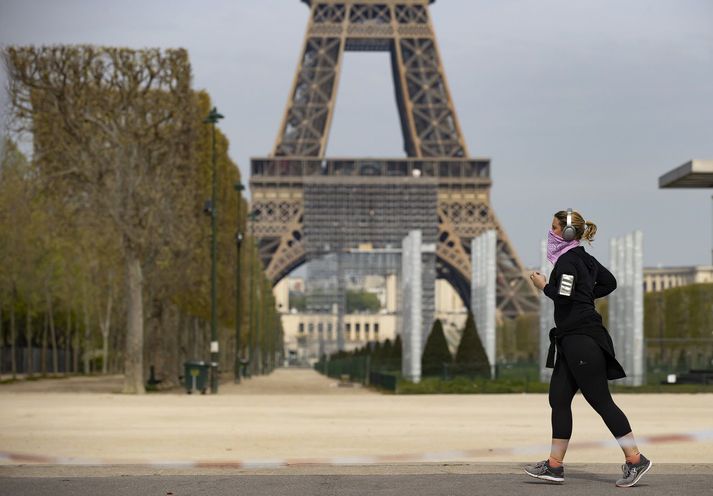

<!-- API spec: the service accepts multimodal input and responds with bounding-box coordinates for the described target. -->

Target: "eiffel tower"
[249,0,538,318]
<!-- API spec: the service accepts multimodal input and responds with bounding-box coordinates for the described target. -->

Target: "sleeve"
[593,258,617,299]
[543,259,577,301]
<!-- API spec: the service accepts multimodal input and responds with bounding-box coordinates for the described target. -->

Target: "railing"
[369,371,397,392]
[251,157,490,180]
[314,355,399,392]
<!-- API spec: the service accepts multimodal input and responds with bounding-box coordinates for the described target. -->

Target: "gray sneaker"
[524,459,564,483]
[615,454,653,488]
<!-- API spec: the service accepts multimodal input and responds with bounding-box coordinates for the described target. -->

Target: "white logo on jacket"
[558,274,574,296]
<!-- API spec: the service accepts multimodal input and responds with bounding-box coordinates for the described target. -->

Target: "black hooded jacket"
[544,246,626,380]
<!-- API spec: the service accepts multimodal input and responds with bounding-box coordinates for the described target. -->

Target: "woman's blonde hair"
[554,210,597,244]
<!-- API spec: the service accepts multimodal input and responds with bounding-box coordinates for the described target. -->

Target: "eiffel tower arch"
[250,0,538,318]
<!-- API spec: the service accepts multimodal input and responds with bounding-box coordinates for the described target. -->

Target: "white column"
[632,230,644,386]
[401,230,422,383]
[609,231,645,386]
[624,233,634,381]
[471,230,497,378]
[609,237,618,355]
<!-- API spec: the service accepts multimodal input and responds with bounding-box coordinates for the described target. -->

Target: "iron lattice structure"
[250,0,538,317]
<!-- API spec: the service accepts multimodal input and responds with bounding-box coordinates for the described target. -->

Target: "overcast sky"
[1,0,712,269]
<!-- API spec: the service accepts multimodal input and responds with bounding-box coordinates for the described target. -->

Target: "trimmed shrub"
[454,312,490,376]
[421,319,452,376]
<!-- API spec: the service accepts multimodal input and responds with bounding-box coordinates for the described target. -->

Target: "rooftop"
[659,160,713,188]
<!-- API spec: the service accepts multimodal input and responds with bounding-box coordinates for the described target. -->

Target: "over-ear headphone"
[562,208,577,241]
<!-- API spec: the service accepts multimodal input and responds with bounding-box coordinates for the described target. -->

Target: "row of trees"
[288,290,382,313]
[598,283,713,371]
[451,282,713,373]
[327,334,403,372]
[0,45,282,392]
[422,313,490,377]
[319,312,491,379]
[317,283,713,383]
[424,280,713,375]
[496,312,538,364]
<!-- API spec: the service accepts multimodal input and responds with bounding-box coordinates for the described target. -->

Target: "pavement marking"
[1,429,711,468]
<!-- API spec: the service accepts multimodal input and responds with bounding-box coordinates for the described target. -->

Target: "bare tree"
[4,46,196,393]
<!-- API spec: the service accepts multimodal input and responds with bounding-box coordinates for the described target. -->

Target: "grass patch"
[610,383,713,394]
[392,376,713,395]
[396,376,549,394]
[25,374,71,381]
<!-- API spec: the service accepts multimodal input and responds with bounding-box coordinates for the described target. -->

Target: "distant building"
[275,276,468,364]
[434,279,469,355]
[527,263,713,294]
[643,266,713,293]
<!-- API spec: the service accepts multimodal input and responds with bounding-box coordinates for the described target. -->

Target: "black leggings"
[549,334,632,439]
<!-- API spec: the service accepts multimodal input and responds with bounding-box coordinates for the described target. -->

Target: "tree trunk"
[10,302,16,379]
[191,317,198,359]
[0,305,3,378]
[82,282,92,374]
[176,310,185,382]
[47,291,59,374]
[72,310,80,374]
[145,294,159,385]
[41,311,48,376]
[147,299,177,388]
[101,331,109,374]
[167,305,180,386]
[64,310,71,375]
[123,253,145,394]
[25,308,32,377]
[100,284,112,375]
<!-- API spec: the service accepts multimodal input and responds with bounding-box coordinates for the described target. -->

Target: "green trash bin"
[184,361,209,394]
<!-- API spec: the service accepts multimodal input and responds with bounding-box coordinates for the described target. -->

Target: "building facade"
[643,266,713,292]
[276,276,468,364]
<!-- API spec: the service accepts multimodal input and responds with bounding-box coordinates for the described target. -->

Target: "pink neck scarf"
[546,229,580,265]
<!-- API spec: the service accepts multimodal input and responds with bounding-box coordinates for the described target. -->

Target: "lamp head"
[204,107,224,124]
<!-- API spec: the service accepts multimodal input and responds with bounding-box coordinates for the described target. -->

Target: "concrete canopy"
[659,160,713,188]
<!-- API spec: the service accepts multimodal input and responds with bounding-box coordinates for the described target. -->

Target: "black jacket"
[544,246,626,380]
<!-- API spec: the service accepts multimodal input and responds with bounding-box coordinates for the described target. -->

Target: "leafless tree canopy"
[2,45,282,393]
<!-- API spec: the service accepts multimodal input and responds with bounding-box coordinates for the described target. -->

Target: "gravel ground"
[0,368,711,467]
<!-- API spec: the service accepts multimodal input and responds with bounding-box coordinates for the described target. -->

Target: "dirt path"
[0,367,368,395]
[219,367,374,395]
[1,368,711,465]
[0,374,125,394]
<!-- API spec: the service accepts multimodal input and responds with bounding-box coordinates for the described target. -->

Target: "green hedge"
[397,376,549,394]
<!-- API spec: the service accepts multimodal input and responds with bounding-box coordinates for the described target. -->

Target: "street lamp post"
[246,211,258,378]
[255,261,262,375]
[248,242,254,378]
[234,182,245,383]
[204,106,224,394]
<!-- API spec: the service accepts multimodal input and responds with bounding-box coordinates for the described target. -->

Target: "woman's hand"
[529,271,547,290]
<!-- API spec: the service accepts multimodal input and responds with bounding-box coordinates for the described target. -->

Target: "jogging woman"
[524,209,653,488]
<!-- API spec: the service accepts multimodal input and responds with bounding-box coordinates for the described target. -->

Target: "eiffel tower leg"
[390,17,468,157]
[438,198,539,318]
[273,5,346,157]
[492,213,540,317]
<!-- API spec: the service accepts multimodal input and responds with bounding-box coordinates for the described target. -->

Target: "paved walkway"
[2,465,712,496]
[1,367,712,471]
[219,367,373,395]
[0,374,125,394]
[0,367,368,395]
